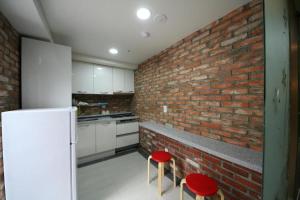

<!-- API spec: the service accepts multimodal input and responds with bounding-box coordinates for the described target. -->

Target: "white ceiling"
[0,0,250,65]
[40,0,250,65]
[0,0,52,41]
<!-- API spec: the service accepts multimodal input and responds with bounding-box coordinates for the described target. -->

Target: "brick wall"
[73,94,134,116]
[134,0,264,151]
[0,12,21,200]
[140,127,262,200]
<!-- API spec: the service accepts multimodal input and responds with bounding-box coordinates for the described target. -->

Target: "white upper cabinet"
[124,69,135,93]
[113,68,125,93]
[72,62,94,94]
[72,62,135,94]
[93,65,113,94]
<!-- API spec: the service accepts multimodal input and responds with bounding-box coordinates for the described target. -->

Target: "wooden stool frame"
[147,155,176,196]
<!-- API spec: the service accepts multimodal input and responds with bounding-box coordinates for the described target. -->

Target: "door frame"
[263,0,291,199]
[287,0,299,197]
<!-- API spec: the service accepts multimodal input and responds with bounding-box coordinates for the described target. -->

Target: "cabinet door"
[124,70,134,93]
[77,123,96,158]
[72,62,94,94]
[93,65,113,94]
[113,68,125,93]
[95,121,116,153]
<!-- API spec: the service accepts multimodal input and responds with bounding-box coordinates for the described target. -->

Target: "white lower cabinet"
[77,123,96,158]
[116,122,139,135]
[95,121,116,153]
[77,120,138,159]
[116,133,139,148]
[116,121,139,148]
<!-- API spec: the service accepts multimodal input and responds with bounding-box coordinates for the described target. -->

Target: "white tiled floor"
[77,152,193,200]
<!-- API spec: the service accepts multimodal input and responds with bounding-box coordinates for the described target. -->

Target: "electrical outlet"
[163,105,168,113]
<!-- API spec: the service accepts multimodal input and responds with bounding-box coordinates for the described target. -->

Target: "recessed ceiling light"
[141,31,151,38]
[136,8,151,20]
[109,48,118,55]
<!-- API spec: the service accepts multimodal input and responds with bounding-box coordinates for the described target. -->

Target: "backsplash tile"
[73,94,134,116]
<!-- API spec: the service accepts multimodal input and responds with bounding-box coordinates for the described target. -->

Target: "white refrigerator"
[2,108,77,200]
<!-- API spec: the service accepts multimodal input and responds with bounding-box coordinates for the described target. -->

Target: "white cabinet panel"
[113,68,125,93]
[93,65,113,94]
[124,70,134,93]
[72,63,135,94]
[116,133,139,148]
[22,38,72,108]
[116,122,139,135]
[95,121,116,153]
[72,62,94,94]
[77,123,96,158]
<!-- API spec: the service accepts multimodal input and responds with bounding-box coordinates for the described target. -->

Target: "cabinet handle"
[98,122,112,125]
[79,124,90,127]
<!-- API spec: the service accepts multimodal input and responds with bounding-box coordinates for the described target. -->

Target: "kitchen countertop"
[78,112,132,119]
[139,121,263,173]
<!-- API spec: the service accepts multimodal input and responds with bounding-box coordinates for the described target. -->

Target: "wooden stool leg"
[195,196,205,200]
[171,158,176,188]
[180,179,186,200]
[162,163,165,178]
[158,162,162,196]
[161,163,165,195]
[217,189,224,200]
[147,155,152,184]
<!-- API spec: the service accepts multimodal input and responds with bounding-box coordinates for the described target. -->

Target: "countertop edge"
[78,116,139,123]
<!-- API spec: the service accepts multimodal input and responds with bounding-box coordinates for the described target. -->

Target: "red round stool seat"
[186,173,218,196]
[151,151,172,163]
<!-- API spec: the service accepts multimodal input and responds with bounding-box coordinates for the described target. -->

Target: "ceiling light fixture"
[141,31,151,38]
[109,48,118,55]
[136,8,151,20]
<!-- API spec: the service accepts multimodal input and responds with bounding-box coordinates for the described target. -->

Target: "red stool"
[180,173,224,200]
[147,151,176,196]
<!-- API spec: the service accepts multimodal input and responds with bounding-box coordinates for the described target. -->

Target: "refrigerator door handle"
[70,107,78,144]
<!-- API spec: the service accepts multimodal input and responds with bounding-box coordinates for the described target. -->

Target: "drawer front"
[116,122,139,135]
[116,133,139,148]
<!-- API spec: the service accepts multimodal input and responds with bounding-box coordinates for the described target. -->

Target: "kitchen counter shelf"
[139,121,263,173]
